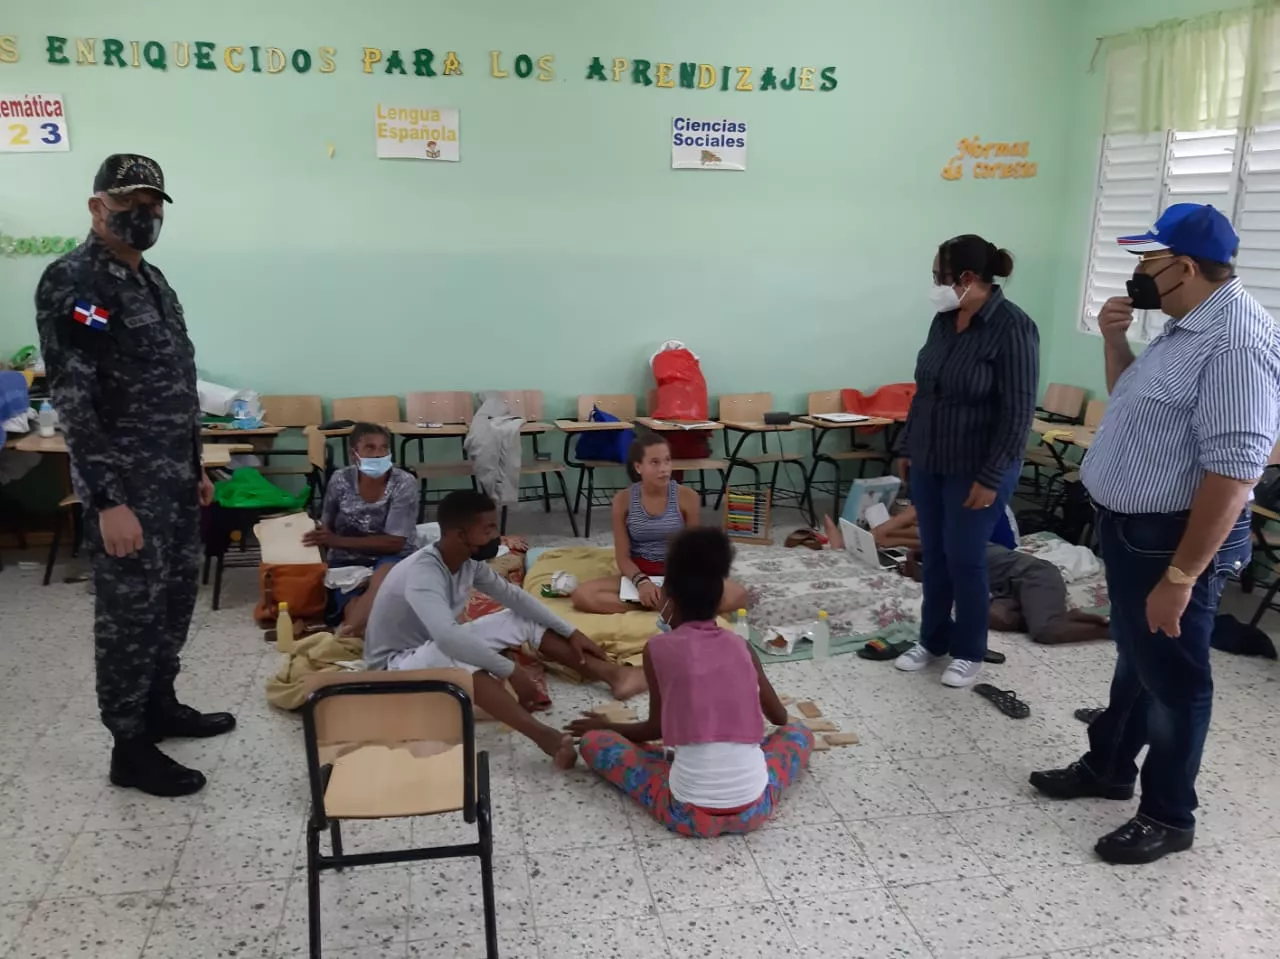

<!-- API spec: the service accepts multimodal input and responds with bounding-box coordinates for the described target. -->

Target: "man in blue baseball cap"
[1031,203,1280,864]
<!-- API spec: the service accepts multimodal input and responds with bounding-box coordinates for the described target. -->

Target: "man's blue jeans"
[1081,507,1251,831]
[912,466,1019,662]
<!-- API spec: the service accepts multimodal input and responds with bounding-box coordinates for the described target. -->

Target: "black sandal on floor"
[857,638,913,661]
[983,650,1006,665]
[974,683,1030,719]
[1074,706,1105,724]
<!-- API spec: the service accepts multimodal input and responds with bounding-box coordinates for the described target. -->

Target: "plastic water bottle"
[232,398,250,421]
[734,608,751,641]
[37,399,55,438]
[276,602,294,654]
[811,609,831,660]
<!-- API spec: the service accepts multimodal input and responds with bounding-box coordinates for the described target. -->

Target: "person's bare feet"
[534,729,578,769]
[822,515,844,550]
[609,665,647,701]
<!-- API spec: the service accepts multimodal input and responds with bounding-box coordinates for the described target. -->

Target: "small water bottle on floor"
[276,602,294,654]
[734,608,751,641]
[811,609,831,660]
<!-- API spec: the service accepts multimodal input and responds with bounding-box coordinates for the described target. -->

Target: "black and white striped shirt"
[898,286,1040,488]
[1082,279,1280,514]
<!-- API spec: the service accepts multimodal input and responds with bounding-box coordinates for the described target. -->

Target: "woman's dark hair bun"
[990,245,1014,279]
[940,234,1014,284]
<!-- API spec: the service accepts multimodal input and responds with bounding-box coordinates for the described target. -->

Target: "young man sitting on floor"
[822,510,1109,645]
[364,490,647,768]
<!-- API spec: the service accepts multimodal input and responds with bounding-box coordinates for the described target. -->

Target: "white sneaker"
[941,658,984,688]
[894,644,941,672]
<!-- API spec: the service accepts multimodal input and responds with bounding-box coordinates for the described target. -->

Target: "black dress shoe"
[149,704,237,740]
[1096,814,1194,864]
[110,740,207,797]
[1029,761,1135,801]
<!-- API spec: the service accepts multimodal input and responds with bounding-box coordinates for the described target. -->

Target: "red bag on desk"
[842,383,916,420]
[651,341,709,421]
[648,342,711,459]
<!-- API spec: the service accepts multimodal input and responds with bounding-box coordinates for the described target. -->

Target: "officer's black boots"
[147,702,237,741]
[110,740,207,797]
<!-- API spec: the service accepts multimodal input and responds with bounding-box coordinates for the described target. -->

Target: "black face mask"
[1126,260,1183,311]
[469,536,501,562]
[106,206,163,252]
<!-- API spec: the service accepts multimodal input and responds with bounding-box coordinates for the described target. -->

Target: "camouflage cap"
[92,154,173,203]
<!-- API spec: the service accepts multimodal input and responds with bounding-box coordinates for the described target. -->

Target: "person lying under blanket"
[304,422,419,637]
[822,511,1110,645]
[571,527,814,837]
[364,490,647,769]
[570,432,749,615]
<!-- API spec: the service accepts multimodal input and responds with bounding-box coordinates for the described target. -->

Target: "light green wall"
[1045,0,1249,395]
[0,0,1076,421]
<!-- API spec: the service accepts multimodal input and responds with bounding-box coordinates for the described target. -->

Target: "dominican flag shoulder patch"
[72,300,110,330]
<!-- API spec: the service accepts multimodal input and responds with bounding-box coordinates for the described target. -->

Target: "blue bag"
[573,405,635,462]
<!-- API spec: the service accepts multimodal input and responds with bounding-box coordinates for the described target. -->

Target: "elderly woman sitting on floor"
[570,432,749,615]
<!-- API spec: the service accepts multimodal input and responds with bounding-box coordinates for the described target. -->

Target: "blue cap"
[1117,203,1238,263]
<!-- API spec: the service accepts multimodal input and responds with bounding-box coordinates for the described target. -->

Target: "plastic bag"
[197,378,263,420]
[650,341,708,421]
[841,383,916,420]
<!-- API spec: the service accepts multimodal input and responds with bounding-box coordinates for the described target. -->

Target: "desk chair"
[642,388,728,507]
[1083,399,1106,429]
[718,392,807,510]
[331,395,400,424]
[403,391,477,521]
[803,389,891,521]
[1035,383,1086,424]
[330,397,401,466]
[493,390,578,536]
[301,668,497,959]
[260,394,326,499]
[564,393,636,538]
[42,494,83,586]
[1024,385,1090,495]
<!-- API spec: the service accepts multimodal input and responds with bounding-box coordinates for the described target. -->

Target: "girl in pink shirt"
[572,528,814,837]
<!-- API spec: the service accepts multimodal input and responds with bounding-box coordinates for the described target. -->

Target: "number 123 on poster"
[1,94,71,152]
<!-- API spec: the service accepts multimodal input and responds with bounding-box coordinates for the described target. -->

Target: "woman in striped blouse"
[893,235,1040,688]
[571,433,750,615]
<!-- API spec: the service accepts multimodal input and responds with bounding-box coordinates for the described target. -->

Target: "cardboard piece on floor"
[811,736,832,751]
[779,695,795,706]
[797,701,822,719]
[803,718,838,732]
[255,512,321,565]
[591,703,638,723]
[824,732,860,746]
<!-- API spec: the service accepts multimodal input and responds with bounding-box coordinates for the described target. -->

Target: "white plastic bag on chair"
[198,379,263,420]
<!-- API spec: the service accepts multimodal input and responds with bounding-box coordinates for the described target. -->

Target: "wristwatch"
[1165,565,1197,586]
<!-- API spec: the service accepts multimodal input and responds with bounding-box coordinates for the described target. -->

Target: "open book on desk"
[809,412,870,424]
[647,420,717,430]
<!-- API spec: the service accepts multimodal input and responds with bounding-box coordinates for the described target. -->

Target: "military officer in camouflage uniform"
[35,154,235,797]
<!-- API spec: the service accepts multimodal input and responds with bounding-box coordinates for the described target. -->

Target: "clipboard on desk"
[254,512,322,565]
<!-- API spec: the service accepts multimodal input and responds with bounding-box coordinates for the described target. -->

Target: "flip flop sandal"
[974,683,1030,719]
[1074,706,1105,725]
[983,650,1007,665]
[857,638,913,660]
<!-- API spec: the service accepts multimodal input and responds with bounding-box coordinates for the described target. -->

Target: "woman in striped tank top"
[570,433,750,615]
